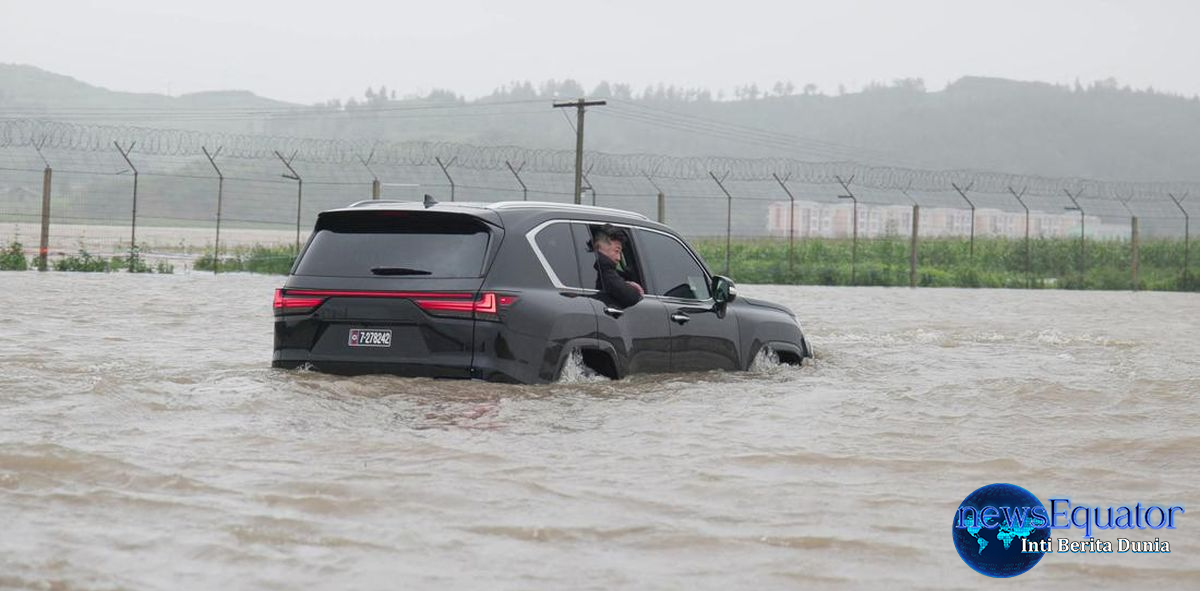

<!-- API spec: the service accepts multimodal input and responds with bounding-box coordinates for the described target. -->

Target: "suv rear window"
[294,212,491,278]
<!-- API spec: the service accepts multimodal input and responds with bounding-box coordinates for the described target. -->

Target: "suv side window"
[571,222,600,290]
[533,222,581,287]
[635,229,712,300]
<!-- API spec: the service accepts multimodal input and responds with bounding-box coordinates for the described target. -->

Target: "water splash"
[556,349,609,384]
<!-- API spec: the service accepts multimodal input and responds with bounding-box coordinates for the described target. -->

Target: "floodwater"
[1,273,1197,590]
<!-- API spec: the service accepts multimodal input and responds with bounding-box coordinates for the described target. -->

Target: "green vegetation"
[193,245,296,275]
[53,249,111,272]
[1,240,29,270]
[176,237,1196,292]
[692,236,1199,291]
[50,244,175,273]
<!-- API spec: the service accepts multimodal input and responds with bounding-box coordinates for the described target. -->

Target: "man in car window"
[593,225,643,307]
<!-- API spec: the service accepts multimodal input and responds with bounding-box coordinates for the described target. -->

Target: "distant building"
[767,201,1117,239]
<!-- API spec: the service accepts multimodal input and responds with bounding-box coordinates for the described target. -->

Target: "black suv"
[273,200,812,383]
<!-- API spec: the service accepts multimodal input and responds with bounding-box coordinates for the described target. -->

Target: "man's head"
[593,225,624,263]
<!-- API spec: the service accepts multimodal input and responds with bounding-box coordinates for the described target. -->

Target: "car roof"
[323,200,653,227]
[341,200,649,219]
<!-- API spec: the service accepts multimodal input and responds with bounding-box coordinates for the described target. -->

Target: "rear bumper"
[272,349,473,379]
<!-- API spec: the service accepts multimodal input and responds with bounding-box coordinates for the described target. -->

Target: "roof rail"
[485,201,651,221]
[346,199,412,208]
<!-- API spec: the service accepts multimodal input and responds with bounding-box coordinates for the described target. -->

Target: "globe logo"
[952,483,1051,577]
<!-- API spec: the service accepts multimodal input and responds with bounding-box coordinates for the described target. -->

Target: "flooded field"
[1,273,1197,590]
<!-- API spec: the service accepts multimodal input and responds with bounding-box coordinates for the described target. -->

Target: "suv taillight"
[414,292,517,321]
[272,289,516,320]
[274,288,325,314]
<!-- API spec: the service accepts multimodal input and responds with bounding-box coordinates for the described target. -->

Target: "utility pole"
[553,98,606,204]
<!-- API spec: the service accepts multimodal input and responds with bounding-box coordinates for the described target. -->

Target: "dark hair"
[593,223,625,243]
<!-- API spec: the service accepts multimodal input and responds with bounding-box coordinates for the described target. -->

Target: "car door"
[572,222,671,376]
[633,228,740,373]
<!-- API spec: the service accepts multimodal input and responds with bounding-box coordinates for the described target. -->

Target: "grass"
[692,236,1199,291]
[7,236,1196,291]
[193,245,297,275]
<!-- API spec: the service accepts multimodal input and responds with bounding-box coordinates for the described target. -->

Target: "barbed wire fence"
[0,118,1194,288]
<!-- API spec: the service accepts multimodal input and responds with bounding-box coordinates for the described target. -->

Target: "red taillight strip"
[414,292,497,314]
[282,289,474,300]
[274,288,325,309]
[274,289,515,317]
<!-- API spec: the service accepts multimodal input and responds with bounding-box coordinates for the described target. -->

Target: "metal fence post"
[436,156,457,201]
[836,175,858,285]
[952,182,976,260]
[1131,216,1140,290]
[709,171,733,276]
[1064,189,1086,282]
[1008,186,1031,288]
[1168,193,1190,288]
[31,139,52,271]
[772,173,796,274]
[505,160,528,201]
[113,141,139,271]
[274,151,303,253]
[202,146,224,273]
[643,171,665,224]
[356,150,380,200]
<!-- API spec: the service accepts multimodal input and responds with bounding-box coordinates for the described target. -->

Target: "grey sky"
[3,0,1198,104]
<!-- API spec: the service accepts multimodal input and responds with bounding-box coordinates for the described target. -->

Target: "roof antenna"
[424,193,438,208]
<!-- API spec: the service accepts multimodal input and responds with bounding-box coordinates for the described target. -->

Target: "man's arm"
[597,257,643,307]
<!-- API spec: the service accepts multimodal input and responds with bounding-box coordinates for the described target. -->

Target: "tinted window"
[533,223,581,287]
[635,229,711,300]
[571,223,600,290]
[295,212,490,278]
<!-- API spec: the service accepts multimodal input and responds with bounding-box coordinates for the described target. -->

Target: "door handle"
[603,307,625,318]
[670,312,690,324]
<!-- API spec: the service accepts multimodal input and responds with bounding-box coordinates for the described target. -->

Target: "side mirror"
[712,275,737,305]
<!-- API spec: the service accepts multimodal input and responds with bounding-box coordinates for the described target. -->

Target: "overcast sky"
[3,0,1198,104]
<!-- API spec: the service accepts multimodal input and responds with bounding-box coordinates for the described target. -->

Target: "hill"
[3,64,1200,182]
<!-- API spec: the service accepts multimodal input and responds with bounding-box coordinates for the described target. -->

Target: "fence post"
[643,171,665,223]
[274,150,303,253]
[113,141,139,271]
[1131,216,1140,290]
[202,146,224,273]
[356,150,380,200]
[952,182,976,260]
[505,160,528,201]
[435,156,457,201]
[1064,189,1086,283]
[772,173,796,275]
[1168,193,1189,288]
[31,139,52,271]
[836,175,858,285]
[709,171,733,276]
[1008,186,1031,288]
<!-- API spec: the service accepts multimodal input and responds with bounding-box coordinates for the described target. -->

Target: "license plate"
[348,328,392,348]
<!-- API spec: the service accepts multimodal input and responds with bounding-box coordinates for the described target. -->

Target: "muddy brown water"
[1,273,1197,590]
